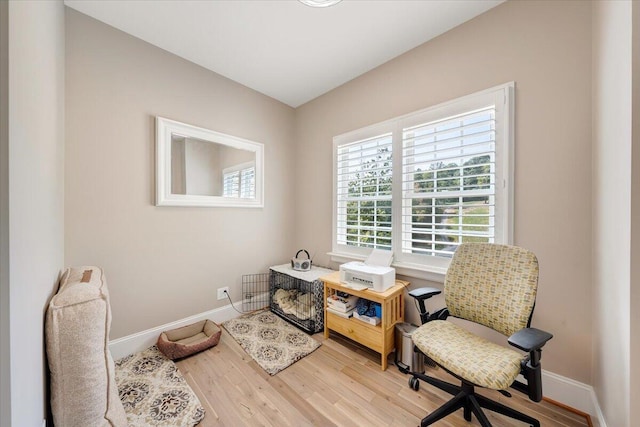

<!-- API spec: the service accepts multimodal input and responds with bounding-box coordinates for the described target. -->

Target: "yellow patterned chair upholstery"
[408,243,553,427]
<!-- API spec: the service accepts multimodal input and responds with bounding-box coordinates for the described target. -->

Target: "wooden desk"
[321,271,407,371]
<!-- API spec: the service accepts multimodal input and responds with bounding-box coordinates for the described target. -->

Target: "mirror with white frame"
[156,117,264,207]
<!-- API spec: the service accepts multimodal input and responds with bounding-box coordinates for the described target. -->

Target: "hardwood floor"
[176,331,590,427]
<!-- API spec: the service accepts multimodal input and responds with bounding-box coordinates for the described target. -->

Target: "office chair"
[406,243,553,427]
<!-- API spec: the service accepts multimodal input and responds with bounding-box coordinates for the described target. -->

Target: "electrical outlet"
[217,287,229,300]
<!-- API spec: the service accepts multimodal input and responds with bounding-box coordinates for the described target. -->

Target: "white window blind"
[336,134,393,250]
[402,107,496,258]
[240,167,255,198]
[223,163,255,198]
[223,171,239,197]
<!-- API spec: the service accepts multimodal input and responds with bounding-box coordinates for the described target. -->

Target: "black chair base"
[410,372,541,427]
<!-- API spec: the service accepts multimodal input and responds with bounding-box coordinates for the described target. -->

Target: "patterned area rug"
[115,346,205,426]
[222,309,321,375]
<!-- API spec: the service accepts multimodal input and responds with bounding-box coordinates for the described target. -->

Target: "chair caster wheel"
[409,376,419,391]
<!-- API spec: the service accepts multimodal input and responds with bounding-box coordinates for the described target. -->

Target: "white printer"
[339,249,396,292]
[339,262,396,292]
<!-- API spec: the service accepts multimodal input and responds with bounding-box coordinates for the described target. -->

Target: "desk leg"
[323,283,329,339]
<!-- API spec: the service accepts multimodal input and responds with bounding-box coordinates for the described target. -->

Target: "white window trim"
[331,83,514,282]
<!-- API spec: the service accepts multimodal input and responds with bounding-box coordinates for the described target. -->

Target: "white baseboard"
[590,393,607,427]
[541,370,606,426]
[109,307,606,427]
[108,303,244,360]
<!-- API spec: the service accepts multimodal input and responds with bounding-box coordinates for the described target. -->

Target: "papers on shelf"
[327,306,354,318]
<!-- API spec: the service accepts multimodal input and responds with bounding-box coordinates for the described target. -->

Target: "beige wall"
[295,0,593,383]
[1,1,66,425]
[65,9,296,339]
[631,0,640,418]
[592,1,633,426]
[0,3,9,424]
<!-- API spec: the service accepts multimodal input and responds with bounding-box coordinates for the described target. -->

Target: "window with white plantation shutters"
[402,107,496,258]
[223,162,255,198]
[336,134,393,250]
[223,170,240,197]
[240,166,255,198]
[332,83,512,278]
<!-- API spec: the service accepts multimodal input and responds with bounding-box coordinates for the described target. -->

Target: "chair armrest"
[408,287,443,325]
[408,287,441,300]
[509,328,552,402]
[508,328,553,352]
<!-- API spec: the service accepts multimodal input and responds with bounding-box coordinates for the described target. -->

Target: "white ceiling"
[64,0,503,108]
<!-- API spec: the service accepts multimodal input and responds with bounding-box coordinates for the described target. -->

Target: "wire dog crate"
[269,264,335,334]
[241,273,270,312]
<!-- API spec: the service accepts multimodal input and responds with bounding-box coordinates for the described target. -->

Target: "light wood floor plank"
[177,330,590,427]
[266,374,336,426]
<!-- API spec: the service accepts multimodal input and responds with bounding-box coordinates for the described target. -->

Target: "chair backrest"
[444,243,539,337]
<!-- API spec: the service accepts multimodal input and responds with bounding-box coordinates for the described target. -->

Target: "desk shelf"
[321,271,407,370]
